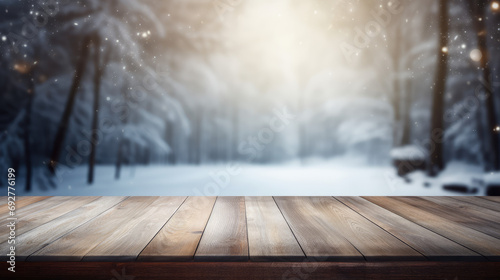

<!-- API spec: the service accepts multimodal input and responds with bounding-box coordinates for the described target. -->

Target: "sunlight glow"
[492,2,499,11]
[223,1,351,98]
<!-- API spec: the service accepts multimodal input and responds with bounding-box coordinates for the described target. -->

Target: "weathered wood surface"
[138,196,216,261]
[0,196,50,215]
[364,196,500,261]
[194,197,248,261]
[245,197,304,261]
[1,196,499,263]
[274,196,364,261]
[451,196,500,212]
[0,196,126,261]
[337,196,482,261]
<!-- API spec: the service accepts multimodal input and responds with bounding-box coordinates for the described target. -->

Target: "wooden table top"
[1,196,500,262]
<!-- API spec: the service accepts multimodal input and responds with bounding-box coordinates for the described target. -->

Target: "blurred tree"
[468,0,500,171]
[428,0,449,176]
[45,0,178,181]
[88,35,111,184]
[48,35,92,175]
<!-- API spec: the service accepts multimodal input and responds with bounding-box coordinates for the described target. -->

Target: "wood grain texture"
[274,197,363,261]
[138,196,216,261]
[336,196,482,260]
[418,197,500,224]
[28,196,161,261]
[245,197,304,261]
[481,197,500,203]
[0,196,74,222]
[83,196,186,261]
[321,197,423,260]
[195,197,248,261]
[364,196,500,260]
[0,196,50,216]
[451,196,500,212]
[3,196,499,264]
[397,197,500,239]
[0,196,126,261]
[0,196,98,242]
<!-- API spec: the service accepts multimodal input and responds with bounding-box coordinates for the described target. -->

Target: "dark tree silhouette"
[428,0,449,176]
[48,35,92,174]
[23,63,35,192]
[231,101,239,161]
[87,35,101,184]
[468,1,500,171]
[192,108,202,164]
[165,119,177,164]
[88,35,111,184]
[115,82,130,180]
[392,22,403,146]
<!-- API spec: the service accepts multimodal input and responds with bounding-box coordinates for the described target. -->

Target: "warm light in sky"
[492,2,499,11]
[223,0,348,97]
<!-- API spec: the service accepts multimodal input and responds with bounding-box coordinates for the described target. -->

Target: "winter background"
[1,0,500,196]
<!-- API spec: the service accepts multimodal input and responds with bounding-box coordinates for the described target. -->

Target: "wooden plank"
[195,197,248,261]
[274,197,363,261]
[337,196,482,260]
[28,196,161,261]
[2,261,500,280]
[0,196,50,216]
[0,196,73,221]
[83,197,186,261]
[451,196,500,212]
[245,197,304,261]
[397,197,500,239]
[321,197,422,260]
[0,196,99,242]
[419,197,500,224]
[138,196,216,261]
[364,197,500,260]
[3,195,497,265]
[0,196,126,261]
[481,197,500,203]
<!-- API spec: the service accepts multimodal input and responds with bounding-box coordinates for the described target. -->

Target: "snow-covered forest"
[1,0,500,195]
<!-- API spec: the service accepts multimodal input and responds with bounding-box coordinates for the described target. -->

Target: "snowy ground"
[16,161,485,196]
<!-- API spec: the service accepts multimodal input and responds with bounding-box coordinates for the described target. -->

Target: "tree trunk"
[392,23,403,146]
[299,92,307,163]
[115,83,130,180]
[470,1,500,171]
[115,139,127,180]
[24,70,34,192]
[400,77,413,146]
[231,101,239,161]
[400,52,415,147]
[166,119,176,164]
[48,35,92,174]
[195,109,202,164]
[428,0,449,176]
[222,106,229,162]
[88,35,111,184]
[189,108,202,164]
[88,35,101,184]
[211,108,218,162]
